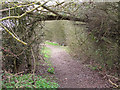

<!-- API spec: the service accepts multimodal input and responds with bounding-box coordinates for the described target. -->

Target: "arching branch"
[0,23,27,45]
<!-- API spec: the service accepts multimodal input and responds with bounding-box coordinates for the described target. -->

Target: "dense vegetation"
[0,0,119,88]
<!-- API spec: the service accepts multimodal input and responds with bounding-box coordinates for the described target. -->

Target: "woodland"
[0,0,120,88]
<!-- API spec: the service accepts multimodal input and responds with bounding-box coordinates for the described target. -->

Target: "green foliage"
[45,41,59,46]
[91,66,97,70]
[47,67,55,74]
[44,54,49,58]
[2,73,59,88]
[87,65,103,71]
[41,45,55,74]
[41,47,51,59]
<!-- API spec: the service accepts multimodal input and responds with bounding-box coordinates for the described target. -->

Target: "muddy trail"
[46,45,111,88]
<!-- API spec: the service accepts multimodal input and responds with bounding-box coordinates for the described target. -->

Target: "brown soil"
[46,45,111,88]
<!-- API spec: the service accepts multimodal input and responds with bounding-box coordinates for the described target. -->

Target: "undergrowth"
[2,72,59,88]
[47,67,55,74]
[2,42,59,88]
[41,47,51,59]
[41,45,55,74]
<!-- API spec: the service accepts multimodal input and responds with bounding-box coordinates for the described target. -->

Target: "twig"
[54,1,65,7]
[41,5,60,16]
[108,79,119,88]
[0,2,48,45]
[106,74,120,80]
[4,70,24,77]
[0,46,19,59]
[0,3,36,12]
[14,71,24,76]
[0,2,48,22]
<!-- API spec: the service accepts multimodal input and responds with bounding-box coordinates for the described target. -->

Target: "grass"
[45,41,69,52]
[41,47,51,59]
[41,45,55,74]
[45,41,59,46]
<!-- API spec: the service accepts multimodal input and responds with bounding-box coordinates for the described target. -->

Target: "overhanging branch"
[39,4,88,22]
[44,15,88,22]
[28,14,88,23]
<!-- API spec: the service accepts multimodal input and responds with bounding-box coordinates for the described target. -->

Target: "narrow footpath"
[46,45,111,88]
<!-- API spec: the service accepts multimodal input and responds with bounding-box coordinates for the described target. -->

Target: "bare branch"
[0,2,48,21]
[0,23,27,45]
[28,13,88,22]
[0,5,41,21]
[41,5,60,16]
[0,2,36,12]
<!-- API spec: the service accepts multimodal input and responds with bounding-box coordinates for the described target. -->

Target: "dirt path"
[46,45,111,88]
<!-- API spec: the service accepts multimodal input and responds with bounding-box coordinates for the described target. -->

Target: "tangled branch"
[0,23,27,45]
[0,2,36,12]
